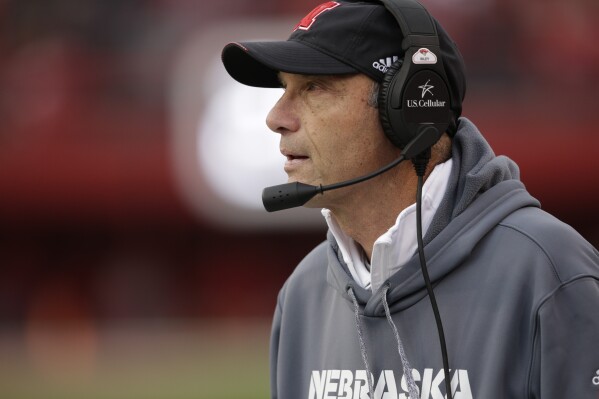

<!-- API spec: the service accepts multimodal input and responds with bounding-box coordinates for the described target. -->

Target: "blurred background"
[0,0,597,398]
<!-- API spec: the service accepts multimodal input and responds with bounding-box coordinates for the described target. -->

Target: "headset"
[377,0,454,150]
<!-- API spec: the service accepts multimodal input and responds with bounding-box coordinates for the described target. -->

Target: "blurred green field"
[0,320,270,399]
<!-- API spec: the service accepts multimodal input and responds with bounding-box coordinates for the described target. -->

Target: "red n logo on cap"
[293,1,340,31]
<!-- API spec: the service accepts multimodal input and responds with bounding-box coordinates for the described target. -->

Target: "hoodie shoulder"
[279,240,330,296]
[294,240,329,275]
[499,207,599,282]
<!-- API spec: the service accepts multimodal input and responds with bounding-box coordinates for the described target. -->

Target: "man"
[221,1,599,398]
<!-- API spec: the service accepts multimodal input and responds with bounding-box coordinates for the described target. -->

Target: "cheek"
[306,93,387,175]
[345,107,384,149]
[318,119,378,174]
[304,110,343,158]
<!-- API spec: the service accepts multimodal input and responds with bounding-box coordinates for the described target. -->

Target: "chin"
[286,174,315,186]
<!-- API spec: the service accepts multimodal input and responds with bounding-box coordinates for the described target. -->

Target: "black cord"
[322,154,405,192]
[413,152,453,399]
[322,125,442,193]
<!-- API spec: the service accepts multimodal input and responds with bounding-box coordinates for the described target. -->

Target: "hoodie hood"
[326,118,541,316]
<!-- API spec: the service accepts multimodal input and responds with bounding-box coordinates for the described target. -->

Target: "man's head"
[221,0,465,209]
[221,0,466,136]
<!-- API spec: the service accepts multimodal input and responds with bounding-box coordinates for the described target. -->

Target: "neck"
[326,162,419,260]
[323,133,452,260]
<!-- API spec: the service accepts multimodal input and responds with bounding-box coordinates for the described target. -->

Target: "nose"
[266,93,300,135]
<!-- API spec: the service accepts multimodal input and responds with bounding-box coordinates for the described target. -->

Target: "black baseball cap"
[221,0,466,122]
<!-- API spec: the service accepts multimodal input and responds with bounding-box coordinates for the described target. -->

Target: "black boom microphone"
[262,126,440,212]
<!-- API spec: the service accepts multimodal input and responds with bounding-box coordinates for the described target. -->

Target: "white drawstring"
[348,287,374,397]
[382,285,420,399]
[348,286,420,399]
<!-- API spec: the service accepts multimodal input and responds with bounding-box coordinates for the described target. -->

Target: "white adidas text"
[372,56,400,73]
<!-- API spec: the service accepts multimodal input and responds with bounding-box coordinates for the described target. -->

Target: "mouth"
[285,154,309,161]
[281,150,309,172]
[281,149,309,160]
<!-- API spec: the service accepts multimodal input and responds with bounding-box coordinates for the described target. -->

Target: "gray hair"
[367,80,380,108]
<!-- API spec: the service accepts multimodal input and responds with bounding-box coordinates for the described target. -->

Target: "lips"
[281,149,309,172]
[285,154,308,161]
[281,148,308,160]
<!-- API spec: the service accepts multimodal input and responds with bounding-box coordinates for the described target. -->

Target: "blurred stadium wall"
[0,0,597,397]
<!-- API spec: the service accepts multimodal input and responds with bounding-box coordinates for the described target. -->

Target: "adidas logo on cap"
[372,55,399,73]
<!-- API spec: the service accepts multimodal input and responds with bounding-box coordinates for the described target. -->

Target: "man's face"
[266,72,401,208]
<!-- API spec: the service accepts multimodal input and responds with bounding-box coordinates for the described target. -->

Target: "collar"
[322,158,453,292]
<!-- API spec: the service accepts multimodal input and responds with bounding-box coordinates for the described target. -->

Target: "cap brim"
[221,40,357,88]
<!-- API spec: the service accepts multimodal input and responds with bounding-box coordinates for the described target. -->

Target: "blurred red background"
[0,0,597,327]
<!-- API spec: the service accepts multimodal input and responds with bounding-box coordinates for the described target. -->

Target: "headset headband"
[381,0,439,49]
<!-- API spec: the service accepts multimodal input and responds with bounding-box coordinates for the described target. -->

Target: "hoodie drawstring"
[348,287,375,396]
[382,285,420,399]
[348,286,420,399]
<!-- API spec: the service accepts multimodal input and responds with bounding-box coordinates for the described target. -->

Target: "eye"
[305,81,323,92]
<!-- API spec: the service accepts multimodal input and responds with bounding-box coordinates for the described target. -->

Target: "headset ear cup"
[378,59,405,148]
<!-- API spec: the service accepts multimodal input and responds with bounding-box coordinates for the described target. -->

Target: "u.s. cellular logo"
[308,368,472,399]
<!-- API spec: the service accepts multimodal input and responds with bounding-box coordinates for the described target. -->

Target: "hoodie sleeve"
[529,275,599,398]
[269,287,285,399]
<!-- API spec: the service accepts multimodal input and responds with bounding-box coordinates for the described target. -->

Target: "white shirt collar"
[322,158,453,292]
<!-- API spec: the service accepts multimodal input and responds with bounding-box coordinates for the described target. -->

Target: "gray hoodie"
[269,118,599,399]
